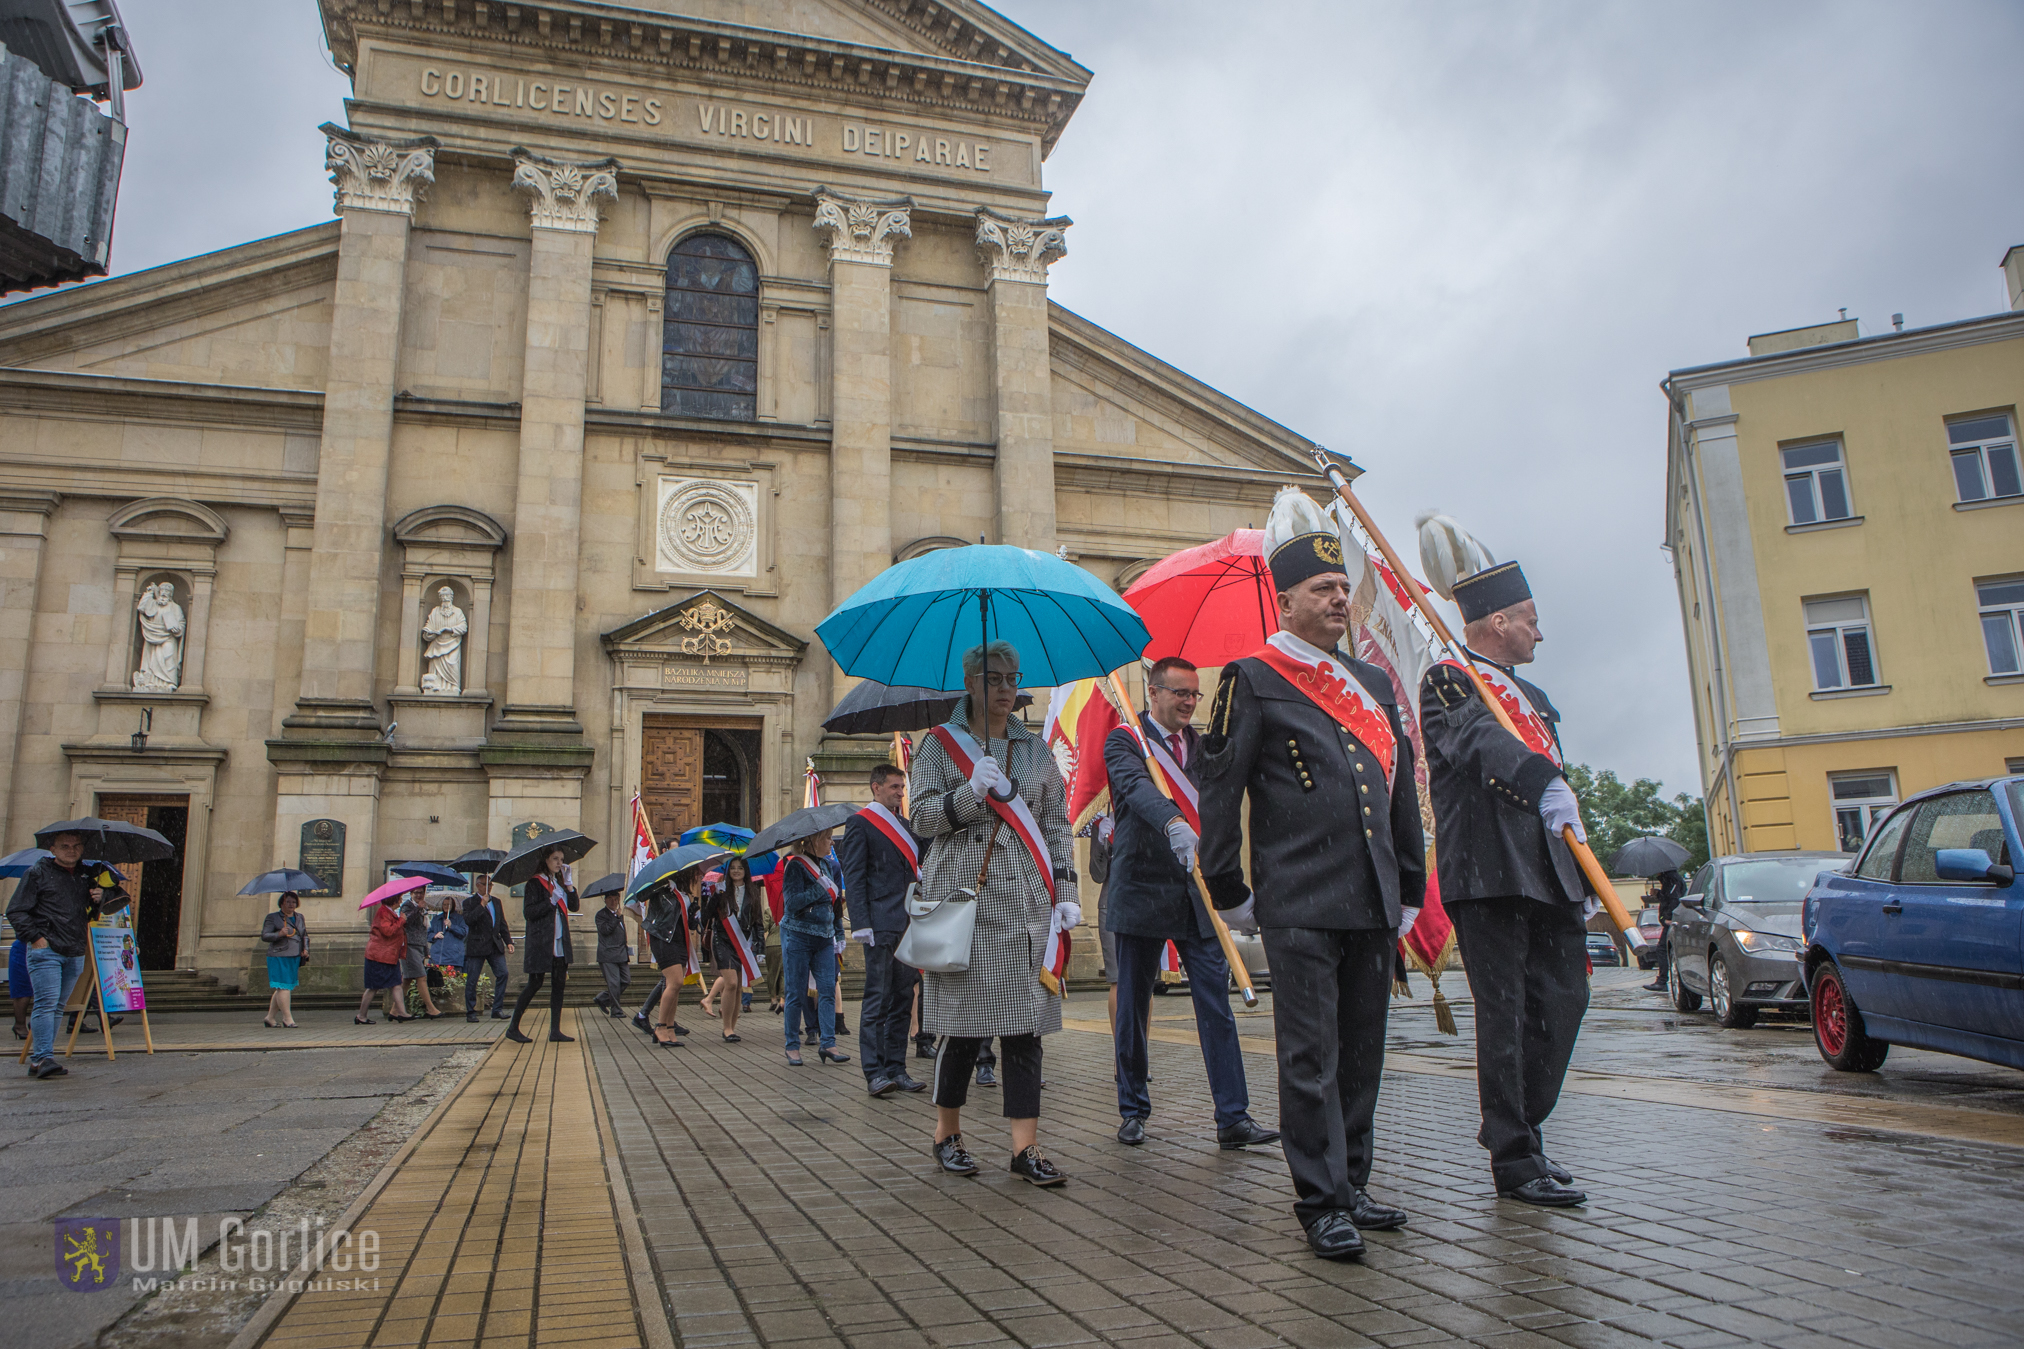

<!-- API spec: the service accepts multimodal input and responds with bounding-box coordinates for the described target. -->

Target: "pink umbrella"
[358,874,429,910]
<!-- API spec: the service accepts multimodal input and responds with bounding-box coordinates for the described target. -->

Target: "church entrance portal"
[95,793,188,970]
[640,715,762,847]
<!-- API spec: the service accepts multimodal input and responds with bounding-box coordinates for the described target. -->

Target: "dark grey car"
[1668,852,1846,1028]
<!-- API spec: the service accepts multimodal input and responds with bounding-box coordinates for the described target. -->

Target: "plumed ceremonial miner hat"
[1263,487,1346,591]
[1417,510,1531,623]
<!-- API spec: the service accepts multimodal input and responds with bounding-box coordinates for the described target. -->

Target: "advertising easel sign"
[91,926,146,1013]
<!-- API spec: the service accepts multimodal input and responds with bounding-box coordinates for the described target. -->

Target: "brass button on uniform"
[1360,784,1368,794]
[1362,806,1371,816]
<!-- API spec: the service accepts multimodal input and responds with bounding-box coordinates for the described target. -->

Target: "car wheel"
[1709,953,1758,1029]
[1669,950,1701,1012]
[1811,961,1889,1072]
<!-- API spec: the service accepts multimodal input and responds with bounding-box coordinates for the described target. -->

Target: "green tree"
[1561,763,1710,875]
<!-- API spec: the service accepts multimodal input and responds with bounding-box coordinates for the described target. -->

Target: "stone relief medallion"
[656,477,758,577]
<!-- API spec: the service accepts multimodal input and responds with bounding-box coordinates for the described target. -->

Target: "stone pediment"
[392,504,508,551]
[603,590,808,664]
[108,497,230,546]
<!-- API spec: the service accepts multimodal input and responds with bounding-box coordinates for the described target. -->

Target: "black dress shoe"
[1010,1146,1066,1187]
[465,1012,480,1023]
[1116,1117,1147,1146]
[933,1133,979,1175]
[1542,1157,1574,1185]
[490,1010,509,1020]
[1501,1176,1587,1207]
[915,1035,936,1060]
[974,1064,997,1087]
[1216,1119,1281,1150]
[868,1077,897,1097]
[1349,1187,1408,1231]
[1305,1210,1364,1260]
[893,1073,927,1093]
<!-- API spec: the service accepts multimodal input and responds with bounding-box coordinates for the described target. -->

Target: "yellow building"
[1664,257,2024,858]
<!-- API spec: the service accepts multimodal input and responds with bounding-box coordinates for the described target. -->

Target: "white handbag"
[896,820,1000,974]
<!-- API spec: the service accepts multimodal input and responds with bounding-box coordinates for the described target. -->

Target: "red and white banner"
[1437,656,1562,765]
[628,794,658,883]
[802,757,822,808]
[717,912,762,986]
[856,802,919,876]
[1255,632,1398,791]
[1047,677,1124,833]
[1161,941,1182,974]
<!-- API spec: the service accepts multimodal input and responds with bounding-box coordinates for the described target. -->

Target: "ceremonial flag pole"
[1100,671,1259,1007]
[1309,448,1647,949]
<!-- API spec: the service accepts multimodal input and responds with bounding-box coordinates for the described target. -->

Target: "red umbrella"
[358,874,429,910]
[1122,529,1277,667]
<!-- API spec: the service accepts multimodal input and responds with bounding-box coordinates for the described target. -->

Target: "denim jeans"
[27,946,86,1063]
[464,954,509,1013]
[780,930,838,1051]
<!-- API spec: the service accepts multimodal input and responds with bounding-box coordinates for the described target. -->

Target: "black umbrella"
[580,871,627,899]
[1609,835,1692,878]
[33,817,175,863]
[448,847,506,874]
[822,680,1032,735]
[390,861,467,888]
[741,803,857,860]
[493,828,598,888]
[237,869,322,896]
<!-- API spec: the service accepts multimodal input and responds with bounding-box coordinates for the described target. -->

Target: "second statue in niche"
[420,587,468,695]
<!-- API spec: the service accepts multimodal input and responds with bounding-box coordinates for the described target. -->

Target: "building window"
[661,233,758,421]
[1781,439,1852,524]
[1977,576,2024,675]
[1947,413,2021,503]
[1804,595,1878,690]
[1830,771,1897,853]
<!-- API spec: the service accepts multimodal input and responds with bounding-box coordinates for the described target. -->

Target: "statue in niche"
[131,581,185,692]
[420,586,468,695]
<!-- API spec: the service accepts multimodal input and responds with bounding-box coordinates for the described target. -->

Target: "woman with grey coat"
[911,640,1077,1188]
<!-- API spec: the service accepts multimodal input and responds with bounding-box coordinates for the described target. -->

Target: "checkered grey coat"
[910,700,1072,1039]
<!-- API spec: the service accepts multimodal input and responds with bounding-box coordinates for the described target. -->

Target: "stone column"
[975,209,1071,552]
[494,150,618,738]
[813,187,912,610]
[284,125,436,735]
[0,491,59,851]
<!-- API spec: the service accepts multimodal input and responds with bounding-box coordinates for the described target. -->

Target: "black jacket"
[1101,715,1214,942]
[1419,653,1586,907]
[461,892,514,959]
[521,875,579,973]
[838,809,926,940]
[5,857,100,957]
[1198,653,1426,930]
[593,905,630,964]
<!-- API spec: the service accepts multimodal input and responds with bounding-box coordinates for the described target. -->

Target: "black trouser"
[509,963,568,1034]
[1445,896,1590,1190]
[1113,931,1252,1130]
[1257,926,1393,1230]
[464,953,509,1014]
[859,938,918,1084]
[1654,923,1674,982]
[932,1034,1040,1118]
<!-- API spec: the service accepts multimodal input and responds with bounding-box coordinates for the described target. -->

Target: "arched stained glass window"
[661,233,758,421]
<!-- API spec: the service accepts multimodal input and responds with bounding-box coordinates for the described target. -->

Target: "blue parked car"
[1801,776,2022,1072]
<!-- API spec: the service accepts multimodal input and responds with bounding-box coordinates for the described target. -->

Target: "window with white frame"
[1947,413,2021,503]
[1978,576,2024,676]
[1780,439,1852,525]
[1830,771,1897,853]
[1804,595,1879,690]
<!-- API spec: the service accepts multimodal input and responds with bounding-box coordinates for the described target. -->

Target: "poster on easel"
[92,926,146,1012]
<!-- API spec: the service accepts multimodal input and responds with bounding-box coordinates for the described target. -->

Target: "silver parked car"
[1668,852,1846,1028]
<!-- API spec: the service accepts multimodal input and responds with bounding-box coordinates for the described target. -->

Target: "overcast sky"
[90,0,2024,801]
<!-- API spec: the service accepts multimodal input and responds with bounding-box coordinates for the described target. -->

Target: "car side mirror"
[1935,848,2016,884]
[1681,896,1704,911]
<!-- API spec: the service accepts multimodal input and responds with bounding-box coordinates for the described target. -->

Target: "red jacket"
[365,904,407,965]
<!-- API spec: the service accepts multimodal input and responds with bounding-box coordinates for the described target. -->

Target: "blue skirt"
[266,955,300,991]
[362,958,402,990]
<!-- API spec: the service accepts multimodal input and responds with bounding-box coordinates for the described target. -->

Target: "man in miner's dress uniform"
[1419,559,1594,1208]
[1198,489,1425,1262]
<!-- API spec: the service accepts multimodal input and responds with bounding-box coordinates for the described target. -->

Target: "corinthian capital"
[322,123,438,217]
[975,208,1071,286]
[511,148,620,234]
[812,187,914,267]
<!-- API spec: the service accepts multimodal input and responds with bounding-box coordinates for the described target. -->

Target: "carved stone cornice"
[975,208,1071,286]
[321,123,437,218]
[511,149,621,234]
[812,187,914,268]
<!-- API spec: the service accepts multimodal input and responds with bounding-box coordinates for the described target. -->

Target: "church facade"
[0,0,1318,986]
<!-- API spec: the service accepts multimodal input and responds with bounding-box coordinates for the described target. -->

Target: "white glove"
[967,755,1008,798]
[1539,777,1586,843]
[562,861,574,885]
[1398,906,1420,940]
[852,928,874,945]
[1221,895,1259,935]
[833,938,847,955]
[1164,816,1199,874]
[1096,816,1114,845]
[1051,901,1083,931]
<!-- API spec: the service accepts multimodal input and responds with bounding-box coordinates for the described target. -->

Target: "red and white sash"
[787,853,841,900]
[716,912,762,987]
[1439,656,1561,766]
[856,802,920,877]
[1140,720,1200,833]
[1253,633,1398,790]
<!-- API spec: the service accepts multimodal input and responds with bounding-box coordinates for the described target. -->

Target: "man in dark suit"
[840,763,929,1096]
[1420,560,1592,1208]
[1198,495,1426,1262]
[461,873,514,1021]
[1104,656,1277,1152]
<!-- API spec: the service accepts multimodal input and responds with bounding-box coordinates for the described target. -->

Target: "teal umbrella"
[814,544,1150,690]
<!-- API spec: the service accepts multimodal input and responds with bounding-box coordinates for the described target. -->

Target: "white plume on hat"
[1263,486,1331,560]
[1416,510,1495,601]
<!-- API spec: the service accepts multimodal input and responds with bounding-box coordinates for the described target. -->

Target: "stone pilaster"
[0,491,59,851]
[976,208,1070,551]
[491,149,616,746]
[813,187,911,610]
[283,124,437,734]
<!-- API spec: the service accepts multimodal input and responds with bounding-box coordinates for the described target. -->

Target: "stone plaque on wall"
[655,476,758,578]
[298,819,346,897]
[662,662,749,690]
